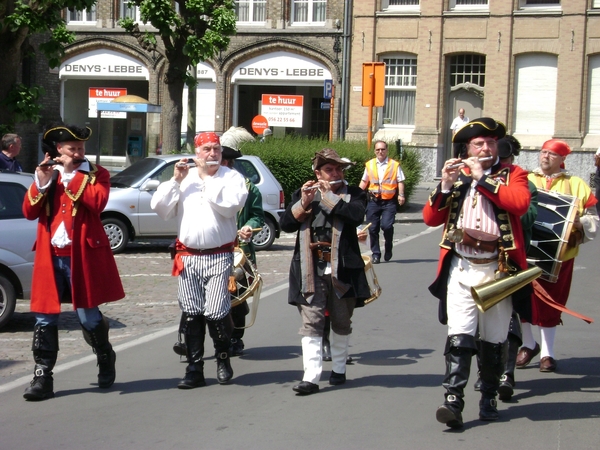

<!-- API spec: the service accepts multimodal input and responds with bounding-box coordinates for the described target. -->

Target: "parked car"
[0,171,36,330]
[102,155,285,253]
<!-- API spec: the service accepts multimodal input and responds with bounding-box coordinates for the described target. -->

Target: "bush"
[239,135,423,207]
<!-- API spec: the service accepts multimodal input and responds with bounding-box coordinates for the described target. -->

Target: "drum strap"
[533,280,593,324]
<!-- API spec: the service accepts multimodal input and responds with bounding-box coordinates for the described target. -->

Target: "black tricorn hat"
[452,117,506,144]
[221,145,243,160]
[43,124,92,144]
[497,135,522,159]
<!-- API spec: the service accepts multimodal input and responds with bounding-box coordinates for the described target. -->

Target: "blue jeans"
[366,198,397,257]
[34,256,102,331]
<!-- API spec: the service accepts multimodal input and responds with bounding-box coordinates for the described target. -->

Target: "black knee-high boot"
[436,334,477,429]
[230,302,249,356]
[178,314,207,389]
[498,313,522,401]
[478,340,507,421]
[173,313,187,357]
[207,314,234,384]
[81,315,116,388]
[23,325,59,401]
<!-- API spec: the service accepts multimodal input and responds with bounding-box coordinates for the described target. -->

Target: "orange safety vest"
[365,158,400,200]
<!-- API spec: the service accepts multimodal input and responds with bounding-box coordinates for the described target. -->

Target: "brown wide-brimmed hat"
[453,117,506,143]
[312,148,355,170]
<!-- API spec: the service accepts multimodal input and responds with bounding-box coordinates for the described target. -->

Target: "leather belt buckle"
[316,249,331,263]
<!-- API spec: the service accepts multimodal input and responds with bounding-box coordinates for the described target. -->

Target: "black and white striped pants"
[177,252,233,320]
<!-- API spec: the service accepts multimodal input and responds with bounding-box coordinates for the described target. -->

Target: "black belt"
[454,252,497,265]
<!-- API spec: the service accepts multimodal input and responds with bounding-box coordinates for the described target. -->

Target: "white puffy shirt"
[151,165,248,249]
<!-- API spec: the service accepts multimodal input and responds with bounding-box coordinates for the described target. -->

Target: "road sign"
[361,62,385,107]
[320,102,331,110]
[323,79,333,100]
[251,115,269,135]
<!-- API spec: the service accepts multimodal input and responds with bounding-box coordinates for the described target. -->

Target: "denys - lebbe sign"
[261,94,303,128]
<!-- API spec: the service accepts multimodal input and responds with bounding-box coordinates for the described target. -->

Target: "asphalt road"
[2,189,600,449]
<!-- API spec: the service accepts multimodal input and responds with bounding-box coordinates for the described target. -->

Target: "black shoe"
[436,400,463,429]
[329,371,346,385]
[23,373,55,401]
[384,250,392,261]
[173,341,187,357]
[372,256,380,264]
[229,338,244,357]
[479,397,499,421]
[216,352,233,384]
[474,377,481,391]
[498,375,515,401]
[97,349,116,388]
[177,370,206,389]
[292,381,319,395]
[346,355,353,364]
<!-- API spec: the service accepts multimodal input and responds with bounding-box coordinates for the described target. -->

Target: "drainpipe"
[339,0,352,140]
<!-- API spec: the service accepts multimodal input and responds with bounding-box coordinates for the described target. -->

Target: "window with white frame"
[382,0,419,10]
[292,0,326,24]
[381,56,417,126]
[450,54,486,88]
[66,6,97,24]
[593,0,600,7]
[121,0,142,22]
[450,0,488,10]
[587,55,600,134]
[519,0,560,9]
[514,53,557,135]
[235,0,266,23]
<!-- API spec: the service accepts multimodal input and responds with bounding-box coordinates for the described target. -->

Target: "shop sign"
[261,94,303,128]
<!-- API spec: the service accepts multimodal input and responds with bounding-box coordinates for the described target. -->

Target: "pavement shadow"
[353,348,435,366]
[237,345,301,362]
[0,311,126,333]
[54,378,181,397]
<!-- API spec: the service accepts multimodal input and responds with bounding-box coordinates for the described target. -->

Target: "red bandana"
[194,132,221,147]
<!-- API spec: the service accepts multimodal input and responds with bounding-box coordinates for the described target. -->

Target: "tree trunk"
[160,51,190,154]
[0,27,28,129]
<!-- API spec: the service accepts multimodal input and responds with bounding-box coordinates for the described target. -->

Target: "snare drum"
[527,189,580,283]
[231,248,262,308]
[362,255,382,305]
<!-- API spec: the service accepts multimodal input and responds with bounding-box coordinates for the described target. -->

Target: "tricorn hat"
[312,148,355,170]
[497,135,522,159]
[42,123,92,157]
[221,146,243,159]
[453,117,506,144]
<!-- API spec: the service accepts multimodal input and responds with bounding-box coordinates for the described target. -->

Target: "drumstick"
[360,223,372,232]
[448,156,493,169]
[303,180,343,191]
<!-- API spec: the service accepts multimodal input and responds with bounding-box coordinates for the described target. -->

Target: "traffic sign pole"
[329,84,335,142]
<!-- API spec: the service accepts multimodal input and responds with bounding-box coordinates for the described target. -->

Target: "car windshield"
[110,158,165,188]
[234,159,261,185]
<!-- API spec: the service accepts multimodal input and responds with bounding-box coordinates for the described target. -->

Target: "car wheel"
[102,217,130,254]
[252,216,277,251]
[0,274,17,330]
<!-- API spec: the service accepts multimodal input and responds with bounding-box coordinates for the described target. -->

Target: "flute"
[176,160,220,168]
[303,180,343,191]
[447,156,493,169]
[38,159,86,167]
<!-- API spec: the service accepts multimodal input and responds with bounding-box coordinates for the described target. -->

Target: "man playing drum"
[280,148,370,395]
[517,140,598,373]
[151,132,247,389]
[423,118,531,428]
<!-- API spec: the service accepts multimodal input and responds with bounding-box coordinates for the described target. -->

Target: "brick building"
[17,0,347,172]
[347,0,600,182]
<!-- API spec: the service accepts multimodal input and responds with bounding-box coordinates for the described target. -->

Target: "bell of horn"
[471,266,542,313]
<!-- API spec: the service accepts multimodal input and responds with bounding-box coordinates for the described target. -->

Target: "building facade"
[347,0,600,182]
[17,0,347,172]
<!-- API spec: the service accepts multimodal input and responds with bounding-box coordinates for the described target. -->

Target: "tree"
[120,0,236,154]
[0,0,97,134]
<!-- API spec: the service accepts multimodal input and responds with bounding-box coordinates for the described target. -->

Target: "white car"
[0,171,36,330]
[102,155,285,253]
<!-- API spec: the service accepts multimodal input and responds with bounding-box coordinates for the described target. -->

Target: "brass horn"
[471,266,542,313]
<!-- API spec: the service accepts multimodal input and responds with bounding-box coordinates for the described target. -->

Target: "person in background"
[517,140,598,373]
[151,132,247,389]
[423,118,531,428]
[450,109,470,158]
[21,124,124,401]
[280,148,370,395]
[359,140,405,264]
[1,133,23,172]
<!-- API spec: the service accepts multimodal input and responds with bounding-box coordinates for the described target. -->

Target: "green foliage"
[0,83,46,129]
[238,136,423,207]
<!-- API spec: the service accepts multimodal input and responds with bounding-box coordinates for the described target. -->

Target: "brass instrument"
[471,265,542,313]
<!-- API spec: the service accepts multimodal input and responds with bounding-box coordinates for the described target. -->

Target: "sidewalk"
[396,182,437,223]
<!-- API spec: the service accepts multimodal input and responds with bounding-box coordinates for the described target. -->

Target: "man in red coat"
[22,124,125,401]
[423,118,531,428]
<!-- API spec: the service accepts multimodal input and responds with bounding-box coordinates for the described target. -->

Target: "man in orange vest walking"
[359,140,405,263]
